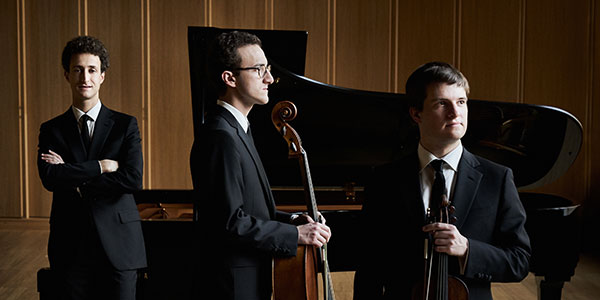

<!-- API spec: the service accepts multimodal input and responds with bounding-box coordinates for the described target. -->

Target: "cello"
[413,188,469,300]
[271,101,336,300]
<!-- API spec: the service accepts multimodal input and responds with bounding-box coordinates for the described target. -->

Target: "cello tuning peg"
[450,216,457,224]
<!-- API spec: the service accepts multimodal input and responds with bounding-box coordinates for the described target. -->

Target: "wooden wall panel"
[272,0,330,83]
[87,0,144,119]
[210,0,268,29]
[586,0,600,251]
[460,0,522,101]
[25,0,80,217]
[396,1,456,93]
[522,0,590,205]
[0,0,22,217]
[335,0,392,92]
[148,0,206,188]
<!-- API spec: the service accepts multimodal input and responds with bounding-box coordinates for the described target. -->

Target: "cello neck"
[299,150,319,221]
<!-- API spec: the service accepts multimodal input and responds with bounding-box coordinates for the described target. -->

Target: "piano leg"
[535,276,565,300]
[37,267,59,300]
[522,193,581,300]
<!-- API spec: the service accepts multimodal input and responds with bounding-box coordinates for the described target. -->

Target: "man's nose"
[81,70,91,81]
[263,68,274,84]
[447,103,459,117]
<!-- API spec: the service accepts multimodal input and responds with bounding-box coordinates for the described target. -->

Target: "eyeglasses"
[234,64,272,79]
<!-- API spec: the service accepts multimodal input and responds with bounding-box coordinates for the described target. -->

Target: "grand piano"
[38,27,582,300]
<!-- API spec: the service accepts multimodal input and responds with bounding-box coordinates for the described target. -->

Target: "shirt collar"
[217,99,249,133]
[72,100,102,122]
[418,142,463,172]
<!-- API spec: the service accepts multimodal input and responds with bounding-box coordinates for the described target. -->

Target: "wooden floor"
[0,219,51,300]
[1,218,599,300]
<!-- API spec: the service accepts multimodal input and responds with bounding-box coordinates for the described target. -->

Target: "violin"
[271,101,336,300]
[412,193,469,300]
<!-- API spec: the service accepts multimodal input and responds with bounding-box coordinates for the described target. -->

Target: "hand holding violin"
[422,222,469,257]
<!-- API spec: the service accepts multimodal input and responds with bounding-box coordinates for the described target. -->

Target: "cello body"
[274,245,319,300]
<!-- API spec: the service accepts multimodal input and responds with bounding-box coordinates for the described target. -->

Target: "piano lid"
[188,26,583,190]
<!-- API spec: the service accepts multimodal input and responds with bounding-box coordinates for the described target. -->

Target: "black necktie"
[429,159,447,213]
[80,114,92,151]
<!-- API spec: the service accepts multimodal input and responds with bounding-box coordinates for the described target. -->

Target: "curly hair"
[61,36,110,73]
[206,31,262,97]
[405,62,469,111]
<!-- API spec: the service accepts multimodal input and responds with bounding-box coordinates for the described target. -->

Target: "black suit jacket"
[190,106,298,299]
[354,148,531,300]
[37,105,146,271]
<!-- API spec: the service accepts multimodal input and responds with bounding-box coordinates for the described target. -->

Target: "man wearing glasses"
[190,31,331,300]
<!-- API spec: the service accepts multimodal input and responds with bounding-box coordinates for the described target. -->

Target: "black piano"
[39,26,582,300]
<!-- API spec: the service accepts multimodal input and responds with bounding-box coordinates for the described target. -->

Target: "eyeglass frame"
[233,64,272,79]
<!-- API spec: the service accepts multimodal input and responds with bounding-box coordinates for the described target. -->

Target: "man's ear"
[222,71,236,88]
[64,71,69,81]
[409,107,421,123]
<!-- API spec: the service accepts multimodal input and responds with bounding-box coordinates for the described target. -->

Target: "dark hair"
[206,31,263,96]
[61,36,110,73]
[405,62,469,110]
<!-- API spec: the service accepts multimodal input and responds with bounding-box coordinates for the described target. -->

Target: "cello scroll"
[272,100,302,158]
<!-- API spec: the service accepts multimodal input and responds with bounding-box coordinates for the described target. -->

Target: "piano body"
[38,27,582,300]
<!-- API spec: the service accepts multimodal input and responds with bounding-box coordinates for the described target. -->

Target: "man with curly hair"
[37,35,146,300]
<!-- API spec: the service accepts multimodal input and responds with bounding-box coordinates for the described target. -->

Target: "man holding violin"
[354,62,531,299]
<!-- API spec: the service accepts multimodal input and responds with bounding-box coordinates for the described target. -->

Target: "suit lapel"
[218,107,276,215]
[398,154,427,223]
[241,128,274,204]
[451,149,482,229]
[87,106,114,160]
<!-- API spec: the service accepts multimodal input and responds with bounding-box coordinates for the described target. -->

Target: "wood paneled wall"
[1,0,599,248]
[1,0,22,218]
